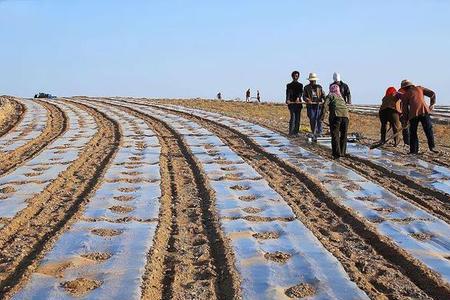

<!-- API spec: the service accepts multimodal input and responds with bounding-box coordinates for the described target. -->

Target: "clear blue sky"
[1,0,449,104]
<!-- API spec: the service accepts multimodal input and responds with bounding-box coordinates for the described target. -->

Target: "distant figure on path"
[399,79,438,154]
[217,92,222,100]
[329,72,352,104]
[322,84,349,159]
[245,89,251,102]
[379,87,402,146]
[303,73,325,135]
[256,90,261,102]
[286,71,303,136]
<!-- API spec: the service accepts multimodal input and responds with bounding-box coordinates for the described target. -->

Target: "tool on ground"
[370,124,410,149]
[308,120,358,143]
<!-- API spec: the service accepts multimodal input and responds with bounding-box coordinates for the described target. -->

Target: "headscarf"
[385,87,397,97]
[329,84,342,97]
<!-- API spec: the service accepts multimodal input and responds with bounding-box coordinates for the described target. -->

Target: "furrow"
[12,101,160,299]
[0,97,24,138]
[0,100,120,298]
[92,99,238,300]
[0,100,89,226]
[146,103,450,299]
[104,100,371,300]
[0,99,66,176]
[0,99,46,151]
[162,103,450,219]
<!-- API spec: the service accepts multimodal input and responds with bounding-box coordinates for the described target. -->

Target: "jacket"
[329,81,351,104]
[286,81,304,105]
[400,86,436,121]
[303,84,325,106]
[380,95,402,114]
[322,94,349,119]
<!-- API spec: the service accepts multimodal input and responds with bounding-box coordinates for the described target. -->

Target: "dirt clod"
[285,283,316,298]
[61,278,102,296]
[264,251,292,263]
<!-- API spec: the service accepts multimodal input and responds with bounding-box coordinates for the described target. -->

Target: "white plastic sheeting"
[319,141,450,196]
[158,104,450,284]
[14,102,161,299]
[0,101,97,226]
[0,99,47,152]
[113,102,368,300]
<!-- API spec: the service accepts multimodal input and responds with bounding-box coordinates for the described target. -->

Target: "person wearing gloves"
[379,87,402,146]
[329,72,352,104]
[286,71,304,136]
[321,84,350,159]
[399,80,438,154]
[303,73,325,135]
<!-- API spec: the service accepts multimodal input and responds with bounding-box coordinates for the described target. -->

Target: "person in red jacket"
[379,87,402,146]
[399,79,437,154]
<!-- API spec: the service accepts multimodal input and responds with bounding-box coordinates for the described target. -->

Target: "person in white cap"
[330,72,352,104]
[303,73,325,135]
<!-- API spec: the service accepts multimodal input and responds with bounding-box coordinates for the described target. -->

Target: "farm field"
[0,96,449,300]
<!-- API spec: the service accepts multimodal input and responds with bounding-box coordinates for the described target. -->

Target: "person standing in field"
[217,92,222,100]
[399,79,438,154]
[286,71,303,136]
[379,87,402,146]
[303,73,325,135]
[245,89,251,102]
[256,90,261,102]
[321,84,350,159]
[330,72,352,104]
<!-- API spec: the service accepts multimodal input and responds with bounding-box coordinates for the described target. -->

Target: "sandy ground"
[0,97,449,300]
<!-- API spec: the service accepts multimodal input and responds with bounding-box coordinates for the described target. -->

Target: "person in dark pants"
[379,87,402,146]
[329,72,352,104]
[286,71,303,136]
[399,80,437,154]
[304,73,325,135]
[245,89,251,102]
[322,84,349,159]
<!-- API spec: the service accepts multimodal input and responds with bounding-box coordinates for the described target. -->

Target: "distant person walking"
[286,71,303,136]
[330,72,352,104]
[399,80,438,154]
[379,87,402,146]
[322,84,349,159]
[256,90,261,102]
[303,73,325,135]
[245,89,251,102]
[217,92,222,100]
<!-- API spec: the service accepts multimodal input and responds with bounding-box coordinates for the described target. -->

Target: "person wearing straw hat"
[399,79,438,154]
[321,84,349,159]
[303,73,325,135]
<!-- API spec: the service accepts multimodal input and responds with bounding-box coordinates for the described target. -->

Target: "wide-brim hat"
[401,79,414,88]
[308,73,319,81]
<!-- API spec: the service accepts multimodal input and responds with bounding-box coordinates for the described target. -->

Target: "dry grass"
[0,98,17,129]
[157,99,450,148]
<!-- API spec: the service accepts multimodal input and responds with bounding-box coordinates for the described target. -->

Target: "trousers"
[330,116,349,158]
[307,105,322,135]
[409,114,435,153]
[288,104,301,135]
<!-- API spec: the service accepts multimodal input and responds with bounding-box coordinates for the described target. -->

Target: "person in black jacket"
[329,72,351,104]
[286,71,303,136]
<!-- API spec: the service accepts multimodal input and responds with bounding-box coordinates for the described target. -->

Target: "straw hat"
[401,79,414,88]
[308,73,319,81]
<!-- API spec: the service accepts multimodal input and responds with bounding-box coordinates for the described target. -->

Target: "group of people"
[379,80,437,154]
[286,71,351,159]
[245,89,261,102]
[286,70,438,159]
